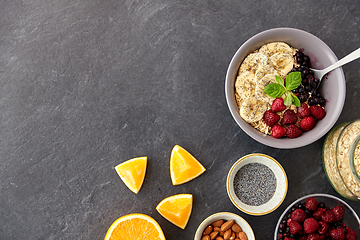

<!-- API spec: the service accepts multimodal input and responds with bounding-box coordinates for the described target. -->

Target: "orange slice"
[156,194,193,229]
[170,145,206,185]
[115,156,147,194]
[104,213,166,240]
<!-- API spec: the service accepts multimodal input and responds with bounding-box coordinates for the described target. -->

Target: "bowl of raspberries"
[225,28,346,148]
[274,193,359,240]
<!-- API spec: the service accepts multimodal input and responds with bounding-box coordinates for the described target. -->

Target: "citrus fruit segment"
[170,145,206,185]
[104,213,166,240]
[115,156,147,194]
[156,194,193,229]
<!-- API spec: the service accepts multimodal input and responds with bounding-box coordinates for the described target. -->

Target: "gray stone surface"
[1,0,360,239]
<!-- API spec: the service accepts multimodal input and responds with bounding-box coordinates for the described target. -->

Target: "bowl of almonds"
[194,212,255,240]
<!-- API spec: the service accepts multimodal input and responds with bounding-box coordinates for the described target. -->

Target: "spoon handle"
[322,47,360,74]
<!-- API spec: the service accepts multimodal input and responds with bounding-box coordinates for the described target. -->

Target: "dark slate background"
[1,0,360,239]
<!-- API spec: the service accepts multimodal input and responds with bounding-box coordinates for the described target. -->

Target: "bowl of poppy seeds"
[227,153,288,215]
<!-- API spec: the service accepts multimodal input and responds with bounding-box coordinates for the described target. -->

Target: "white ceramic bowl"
[227,153,287,215]
[225,28,346,149]
[194,212,255,240]
[274,193,360,240]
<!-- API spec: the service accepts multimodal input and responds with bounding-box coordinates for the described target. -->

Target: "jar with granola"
[323,120,360,201]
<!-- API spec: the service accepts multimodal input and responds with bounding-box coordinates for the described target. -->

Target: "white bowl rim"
[273,193,360,240]
[194,212,255,240]
[225,27,346,149]
[227,153,288,215]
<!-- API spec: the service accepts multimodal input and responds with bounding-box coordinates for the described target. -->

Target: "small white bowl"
[194,212,255,240]
[227,153,288,215]
[225,27,346,149]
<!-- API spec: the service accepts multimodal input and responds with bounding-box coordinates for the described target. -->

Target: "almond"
[223,229,232,240]
[214,227,221,232]
[238,231,248,240]
[220,220,235,232]
[212,220,225,228]
[203,225,213,235]
[210,231,219,240]
[215,236,224,240]
[202,236,211,240]
[230,232,236,240]
[231,223,242,233]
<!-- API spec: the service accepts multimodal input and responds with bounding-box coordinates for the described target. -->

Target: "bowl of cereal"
[225,28,346,148]
[274,193,360,240]
[194,212,255,240]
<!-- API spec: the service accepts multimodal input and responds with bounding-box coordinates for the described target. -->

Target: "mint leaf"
[285,72,302,91]
[291,93,301,107]
[284,92,292,106]
[275,75,285,87]
[264,83,286,98]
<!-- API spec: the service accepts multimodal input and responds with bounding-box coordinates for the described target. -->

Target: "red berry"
[304,218,319,234]
[272,124,287,138]
[305,197,318,211]
[289,221,302,235]
[300,116,316,131]
[332,205,345,222]
[310,105,326,120]
[263,110,280,127]
[284,238,294,240]
[317,221,329,235]
[313,208,326,220]
[286,124,302,138]
[322,210,336,223]
[272,97,286,112]
[291,209,307,222]
[281,109,298,125]
[307,233,323,240]
[330,228,345,240]
[297,102,310,118]
[346,228,357,240]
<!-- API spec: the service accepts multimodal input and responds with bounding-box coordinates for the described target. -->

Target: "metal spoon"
[310,47,360,84]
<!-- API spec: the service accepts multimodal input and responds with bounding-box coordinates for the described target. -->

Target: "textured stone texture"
[1,0,360,239]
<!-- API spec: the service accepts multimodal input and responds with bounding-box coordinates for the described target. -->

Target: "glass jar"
[323,120,360,201]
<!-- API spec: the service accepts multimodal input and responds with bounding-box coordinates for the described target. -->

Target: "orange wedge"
[115,156,147,194]
[170,145,206,185]
[104,213,166,240]
[156,194,193,229]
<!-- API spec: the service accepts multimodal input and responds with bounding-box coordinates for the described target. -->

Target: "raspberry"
[346,228,357,240]
[287,218,293,226]
[332,205,345,222]
[263,110,280,127]
[272,97,286,112]
[289,221,302,235]
[317,221,329,235]
[271,124,287,138]
[313,208,326,220]
[322,210,336,223]
[304,217,319,234]
[291,209,307,222]
[330,228,345,240]
[300,116,316,131]
[281,109,298,125]
[297,102,310,118]
[310,105,326,120]
[307,233,323,240]
[305,197,318,211]
[286,124,302,138]
[284,238,294,240]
